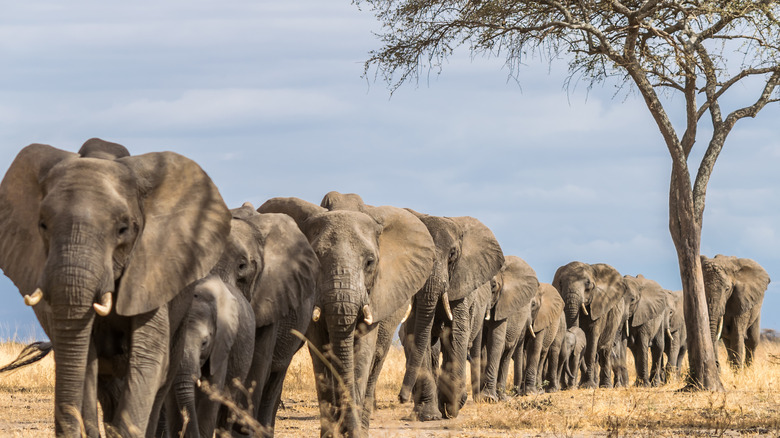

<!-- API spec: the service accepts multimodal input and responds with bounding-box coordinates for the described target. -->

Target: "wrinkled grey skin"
[398,211,504,421]
[553,262,626,389]
[259,193,434,438]
[212,203,319,435]
[476,256,538,402]
[663,289,688,380]
[520,284,564,395]
[557,326,586,390]
[166,275,254,438]
[0,140,230,437]
[621,275,668,387]
[701,255,770,370]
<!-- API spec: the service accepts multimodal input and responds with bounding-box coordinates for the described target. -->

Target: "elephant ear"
[243,211,319,326]
[320,191,366,212]
[589,263,624,320]
[257,197,326,232]
[447,216,504,301]
[533,283,564,332]
[494,256,539,321]
[0,144,77,297]
[115,152,231,316]
[362,205,435,322]
[732,257,770,314]
[207,277,241,378]
[631,277,667,327]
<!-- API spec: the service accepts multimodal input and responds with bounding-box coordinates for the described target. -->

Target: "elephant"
[663,289,687,380]
[397,209,504,421]
[553,262,626,389]
[0,140,231,437]
[701,254,771,369]
[258,194,435,438]
[557,326,586,390]
[520,283,564,395]
[210,202,319,434]
[619,275,669,387]
[167,275,255,438]
[475,256,538,402]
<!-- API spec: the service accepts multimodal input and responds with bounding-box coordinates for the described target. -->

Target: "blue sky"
[0,1,777,341]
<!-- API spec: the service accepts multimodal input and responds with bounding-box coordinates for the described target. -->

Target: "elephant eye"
[39,221,47,231]
[117,225,129,236]
[365,257,376,270]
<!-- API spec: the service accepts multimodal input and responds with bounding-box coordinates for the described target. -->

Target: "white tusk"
[667,328,673,340]
[485,311,490,321]
[442,292,454,321]
[581,302,589,316]
[312,306,321,322]
[196,378,202,388]
[625,320,630,337]
[400,303,412,324]
[716,316,723,341]
[24,288,44,306]
[528,323,536,338]
[363,304,373,325]
[93,292,113,316]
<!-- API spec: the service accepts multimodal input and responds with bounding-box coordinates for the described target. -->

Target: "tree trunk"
[668,168,724,391]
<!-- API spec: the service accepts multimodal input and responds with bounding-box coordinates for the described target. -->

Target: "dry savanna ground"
[1,338,779,437]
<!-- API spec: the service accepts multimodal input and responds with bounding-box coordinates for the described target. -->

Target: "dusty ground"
[1,341,780,437]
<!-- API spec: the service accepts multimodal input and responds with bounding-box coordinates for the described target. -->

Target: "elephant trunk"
[564,293,582,328]
[44,229,113,436]
[323,299,360,436]
[173,344,201,437]
[399,276,444,403]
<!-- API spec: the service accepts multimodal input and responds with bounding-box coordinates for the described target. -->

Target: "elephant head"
[398,208,504,410]
[258,195,434,435]
[0,140,230,434]
[489,256,539,322]
[214,202,319,327]
[701,254,770,367]
[552,261,623,328]
[623,275,668,333]
[529,283,564,337]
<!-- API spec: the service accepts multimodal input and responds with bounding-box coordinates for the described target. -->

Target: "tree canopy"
[358,0,780,390]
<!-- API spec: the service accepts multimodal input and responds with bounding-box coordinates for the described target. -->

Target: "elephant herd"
[0,140,771,438]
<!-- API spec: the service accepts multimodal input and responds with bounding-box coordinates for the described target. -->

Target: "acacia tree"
[357,0,780,391]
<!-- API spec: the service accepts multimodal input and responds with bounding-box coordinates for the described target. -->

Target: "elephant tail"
[0,341,53,374]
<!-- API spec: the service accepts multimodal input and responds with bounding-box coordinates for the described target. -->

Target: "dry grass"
[2,339,779,437]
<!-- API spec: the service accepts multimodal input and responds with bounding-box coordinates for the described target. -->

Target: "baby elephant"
[557,327,586,390]
[167,275,256,437]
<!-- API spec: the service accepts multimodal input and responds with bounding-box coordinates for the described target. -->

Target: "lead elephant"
[216,203,319,434]
[167,275,255,438]
[476,256,538,402]
[0,140,230,437]
[258,195,434,438]
[398,210,504,421]
[701,255,770,369]
[553,262,626,389]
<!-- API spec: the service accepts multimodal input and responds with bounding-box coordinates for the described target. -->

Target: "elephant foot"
[581,380,598,390]
[475,390,499,404]
[398,388,412,404]
[412,402,442,421]
[545,385,560,394]
[497,391,509,402]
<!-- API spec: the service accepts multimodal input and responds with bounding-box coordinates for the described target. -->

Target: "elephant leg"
[649,330,665,387]
[353,321,379,433]
[412,343,441,421]
[745,319,761,367]
[512,337,525,394]
[544,329,562,393]
[306,325,339,435]
[629,333,650,386]
[244,324,276,424]
[727,316,747,370]
[438,299,470,419]
[496,344,514,400]
[523,333,544,395]
[82,340,100,438]
[581,325,599,389]
[113,306,170,438]
[597,345,613,389]
[468,327,483,402]
[479,320,506,402]
[665,335,680,382]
